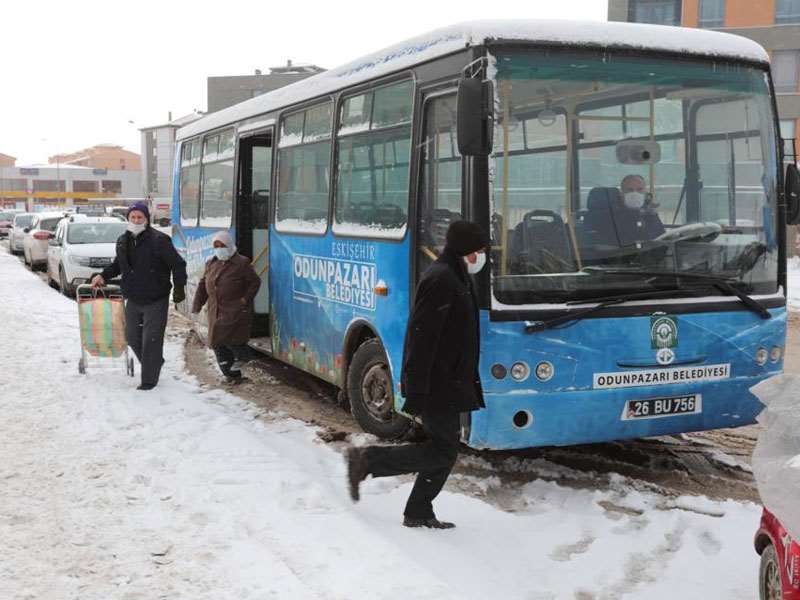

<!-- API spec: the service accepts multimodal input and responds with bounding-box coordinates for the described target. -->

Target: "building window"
[628,0,681,25]
[275,100,333,234]
[101,180,122,194]
[333,79,413,238]
[776,0,800,24]
[698,0,725,27]
[73,180,98,193]
[32,180,66,192]
[180,139,202,227]
[781,119,797,158]
[199,128,235,228]
[773,50,800,93]
[4,178,27,191]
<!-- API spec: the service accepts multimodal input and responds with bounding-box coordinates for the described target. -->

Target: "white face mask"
[464,251,486,275]
[213,247,232,261]
[623,191,646,209]
[127,222,146,236]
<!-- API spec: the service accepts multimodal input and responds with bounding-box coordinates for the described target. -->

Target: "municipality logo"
[651,315,678,365]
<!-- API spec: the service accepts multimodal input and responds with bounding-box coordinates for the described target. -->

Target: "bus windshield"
[490,49,780,306]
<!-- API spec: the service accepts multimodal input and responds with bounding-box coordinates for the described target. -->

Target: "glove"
[173,285,186,304]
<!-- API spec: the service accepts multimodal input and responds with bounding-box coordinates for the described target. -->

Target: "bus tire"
[347,339,410,439]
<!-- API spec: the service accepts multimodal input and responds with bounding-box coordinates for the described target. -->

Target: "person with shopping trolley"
[90,202,187,390]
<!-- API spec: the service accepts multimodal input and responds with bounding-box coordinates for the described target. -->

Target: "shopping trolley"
[76,284,134,376]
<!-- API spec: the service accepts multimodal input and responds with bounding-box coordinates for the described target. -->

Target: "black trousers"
[125,297,169,386]
[365,408,461,519]
[213,344,252,378]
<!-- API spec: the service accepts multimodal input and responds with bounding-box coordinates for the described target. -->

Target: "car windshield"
[0,211,15,221]
[490,49,779,305]
[67,222,127,244]
[14,215,34,228]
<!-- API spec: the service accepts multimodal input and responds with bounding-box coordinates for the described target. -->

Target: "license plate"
[622,394,702,421]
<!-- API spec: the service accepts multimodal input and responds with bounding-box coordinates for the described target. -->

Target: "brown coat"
[192,253,261,348]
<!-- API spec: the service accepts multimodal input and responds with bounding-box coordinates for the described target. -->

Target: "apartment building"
[49,144,141,171]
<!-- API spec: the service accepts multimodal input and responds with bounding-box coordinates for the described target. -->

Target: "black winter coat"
[101,227,187,304]
[400,248,485,416]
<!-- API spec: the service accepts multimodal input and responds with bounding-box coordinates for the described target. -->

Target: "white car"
[47,217,127,296]
[22,212,68,270]
[8,213,35,254]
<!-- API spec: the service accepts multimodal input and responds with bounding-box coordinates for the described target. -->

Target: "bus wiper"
[582,268,771,320]
[524,288,701,333]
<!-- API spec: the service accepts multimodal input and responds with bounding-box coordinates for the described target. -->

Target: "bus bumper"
[466,373,777,449]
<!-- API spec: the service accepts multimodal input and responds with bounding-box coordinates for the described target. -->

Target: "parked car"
[22,212,67,270]
[755,510,800,599]
[46,217,126,296]
[9,213,35,254]
[0,209,22,237]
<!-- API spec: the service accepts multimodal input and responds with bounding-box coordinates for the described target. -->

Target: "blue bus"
[172,20,800,449]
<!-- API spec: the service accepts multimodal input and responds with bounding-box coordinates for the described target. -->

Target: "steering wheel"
[655,222,722,244]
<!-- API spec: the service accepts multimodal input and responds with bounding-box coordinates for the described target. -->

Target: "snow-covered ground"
[0,245,763,599]
[789,256,800,311]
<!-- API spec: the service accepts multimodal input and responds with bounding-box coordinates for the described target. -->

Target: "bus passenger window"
[275,101,333,234]
[180,139,201,227]
[199,128,235,229]
[333,79,413,238]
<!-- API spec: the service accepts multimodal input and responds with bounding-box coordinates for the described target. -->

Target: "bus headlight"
[755,347,768,366]
[510,362,529,381]
[535,361,554,381]
[770,346,783,363]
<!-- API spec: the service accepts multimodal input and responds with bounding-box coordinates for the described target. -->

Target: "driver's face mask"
[623,191,646,209]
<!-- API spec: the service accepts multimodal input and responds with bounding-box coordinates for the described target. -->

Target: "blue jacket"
[101,227,187,303]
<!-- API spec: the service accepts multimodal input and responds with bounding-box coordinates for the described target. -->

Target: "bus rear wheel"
[347,339,410,439]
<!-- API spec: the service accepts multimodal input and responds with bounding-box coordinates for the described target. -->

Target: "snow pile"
[0,245,762,599]
[751,374,800,541]
[788,256,800,311]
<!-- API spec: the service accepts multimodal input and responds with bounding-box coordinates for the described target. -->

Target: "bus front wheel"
[347,339,410,439]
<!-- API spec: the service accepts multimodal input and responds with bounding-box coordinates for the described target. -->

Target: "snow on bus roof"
[178,19,769,141]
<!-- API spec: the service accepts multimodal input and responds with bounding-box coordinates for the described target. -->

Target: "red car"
[755,508,800,599]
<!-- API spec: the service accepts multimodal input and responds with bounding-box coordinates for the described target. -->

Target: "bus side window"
[275,102,333,234]
[333,79,413,238]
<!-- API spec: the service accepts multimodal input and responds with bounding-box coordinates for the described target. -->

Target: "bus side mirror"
[787,163,800,225]
[457,78,493,157]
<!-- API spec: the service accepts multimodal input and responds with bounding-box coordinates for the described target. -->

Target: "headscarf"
[212,230,237,255]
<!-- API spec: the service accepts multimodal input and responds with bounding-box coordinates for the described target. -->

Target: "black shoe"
[137,384,156,391]
[403,517,456,529]
[346,447,369,502]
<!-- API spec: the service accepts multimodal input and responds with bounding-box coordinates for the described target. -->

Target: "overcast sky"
[1,0,607,165]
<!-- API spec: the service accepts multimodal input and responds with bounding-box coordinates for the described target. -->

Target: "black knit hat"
[445,221,487,256]
[127,201,150,223]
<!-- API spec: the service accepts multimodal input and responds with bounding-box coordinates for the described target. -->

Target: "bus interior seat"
[582,187,622,248]
[508,209,574,274]
[425,208,460,247]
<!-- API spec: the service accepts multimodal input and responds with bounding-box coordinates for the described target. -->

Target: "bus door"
[237,130,273,337]
[415,91,463,283]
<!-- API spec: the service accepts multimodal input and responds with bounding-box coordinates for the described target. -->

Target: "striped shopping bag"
[78,297,128,358]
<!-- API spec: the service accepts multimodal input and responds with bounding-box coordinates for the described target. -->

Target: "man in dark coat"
[191,230,261,384]
[91,202,187,390]
[346,221,487,529]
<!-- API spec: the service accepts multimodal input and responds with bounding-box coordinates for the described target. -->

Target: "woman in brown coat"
[191,231,261,383]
